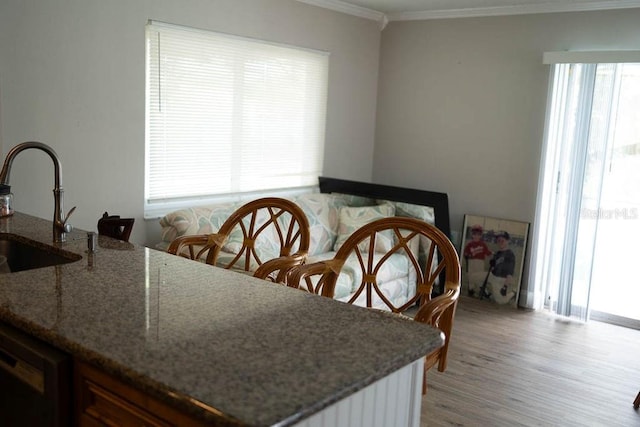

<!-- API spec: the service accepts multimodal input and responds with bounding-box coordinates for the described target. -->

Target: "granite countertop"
[0,212,444,426]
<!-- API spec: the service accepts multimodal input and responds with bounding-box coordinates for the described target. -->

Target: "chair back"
[288,216,460,312]
[287,216,460,393]
[168,197,310,283]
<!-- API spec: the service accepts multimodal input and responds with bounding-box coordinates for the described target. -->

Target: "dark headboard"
[318,176,451,239]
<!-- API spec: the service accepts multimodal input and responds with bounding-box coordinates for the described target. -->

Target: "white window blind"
[145,21,328,215]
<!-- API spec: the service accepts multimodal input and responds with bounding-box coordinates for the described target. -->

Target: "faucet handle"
[62,206,76,232]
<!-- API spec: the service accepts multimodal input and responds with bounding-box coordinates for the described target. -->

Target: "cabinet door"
[74,361,209,427]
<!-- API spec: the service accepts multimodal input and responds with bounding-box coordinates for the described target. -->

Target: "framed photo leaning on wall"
[460,214,530,307]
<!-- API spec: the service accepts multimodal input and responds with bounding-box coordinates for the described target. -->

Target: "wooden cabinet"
[74,358,425,427]
[74,361,210,427]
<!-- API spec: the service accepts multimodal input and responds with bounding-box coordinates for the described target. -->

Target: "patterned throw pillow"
[332,193,376,207]
[294,193,348,256]
[200,203,244,254]
[392,201,435,225]
[159,209,199,244]
[222,207,280,255]
[333,204,396,253]
[378,199,437,266]
[159,202,240,246]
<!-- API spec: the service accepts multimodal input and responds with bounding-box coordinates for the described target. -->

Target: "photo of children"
[460,215,530,307]
[463,224,492,298]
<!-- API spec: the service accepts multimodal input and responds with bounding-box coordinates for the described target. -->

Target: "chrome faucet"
[0,142,75,243]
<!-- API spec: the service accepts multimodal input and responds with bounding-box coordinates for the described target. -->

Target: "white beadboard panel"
[294,358,424,427]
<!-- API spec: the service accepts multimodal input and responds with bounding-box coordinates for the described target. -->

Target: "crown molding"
[386,0,640,21]
[295,0,386,22]
[296,0,640,24]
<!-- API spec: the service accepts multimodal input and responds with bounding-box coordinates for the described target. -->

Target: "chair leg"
[422,369,427,395]
[634,391,640,409]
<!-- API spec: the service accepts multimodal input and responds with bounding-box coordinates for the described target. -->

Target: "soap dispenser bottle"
[0,184,14,217]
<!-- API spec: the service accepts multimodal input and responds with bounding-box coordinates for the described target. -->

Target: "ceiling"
[297,0,640,22]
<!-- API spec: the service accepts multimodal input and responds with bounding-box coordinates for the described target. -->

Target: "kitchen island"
[0,212,443,426]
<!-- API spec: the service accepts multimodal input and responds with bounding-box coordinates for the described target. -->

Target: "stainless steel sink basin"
[0,234,81,273]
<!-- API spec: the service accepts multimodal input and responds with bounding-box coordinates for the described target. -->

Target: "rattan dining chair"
[167,197,310,284]
[287,216,461,393]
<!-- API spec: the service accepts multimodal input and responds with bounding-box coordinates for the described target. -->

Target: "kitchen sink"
[0,234,81,273]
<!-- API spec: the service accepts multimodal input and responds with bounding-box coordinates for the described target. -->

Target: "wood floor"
[421,296,640,426]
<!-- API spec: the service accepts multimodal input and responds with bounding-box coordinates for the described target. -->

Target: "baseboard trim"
[590,310,640,330]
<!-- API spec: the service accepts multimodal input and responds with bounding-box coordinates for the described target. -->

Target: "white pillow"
[333,204,396,253]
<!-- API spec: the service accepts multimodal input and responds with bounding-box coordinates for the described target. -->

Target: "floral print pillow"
[293,193,347,256]
[333,204,396,253]
[377,199,437,266]
[159,202,239,244]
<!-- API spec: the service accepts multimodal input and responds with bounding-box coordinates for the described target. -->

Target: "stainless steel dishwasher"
[0,322,71,426]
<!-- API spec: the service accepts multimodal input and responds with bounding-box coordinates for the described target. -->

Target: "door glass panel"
[587,63,640,326]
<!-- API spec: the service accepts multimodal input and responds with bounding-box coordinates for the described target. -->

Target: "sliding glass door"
[532,59,640,329]
[587,63,640,328]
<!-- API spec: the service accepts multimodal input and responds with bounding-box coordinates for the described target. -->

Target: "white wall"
[0,0,381,246]
[373,8,640,298]
[4,0,639,296]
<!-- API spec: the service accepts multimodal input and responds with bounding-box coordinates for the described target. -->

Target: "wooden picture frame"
[460,214,530,307]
